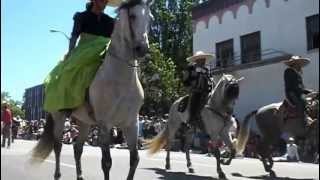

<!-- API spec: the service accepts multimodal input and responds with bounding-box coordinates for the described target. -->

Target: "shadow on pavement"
[143,168,218,180]
[231,172,315,180]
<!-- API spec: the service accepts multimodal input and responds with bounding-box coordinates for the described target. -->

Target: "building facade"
[192,0,319,121]
[23,84,46,121]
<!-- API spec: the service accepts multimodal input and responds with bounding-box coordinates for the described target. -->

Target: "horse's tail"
[30,113,55,164]
[146,124,170,155]
[235,110,257,154]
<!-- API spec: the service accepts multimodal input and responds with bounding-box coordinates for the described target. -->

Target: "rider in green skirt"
[44,0,121,114]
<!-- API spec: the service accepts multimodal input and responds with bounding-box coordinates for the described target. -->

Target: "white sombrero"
[288,137,295,142]
[186,51,215,63]
[88,0,122,7]
[284,56,310,67]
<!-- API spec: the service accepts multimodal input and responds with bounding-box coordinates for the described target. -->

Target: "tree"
[1,91,25,119]
[149,0,204,72]
[139,0,206,115]
[140,43,184,115]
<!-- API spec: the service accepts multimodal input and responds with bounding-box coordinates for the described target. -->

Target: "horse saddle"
[178,95,189,112]
[279,100,299,120]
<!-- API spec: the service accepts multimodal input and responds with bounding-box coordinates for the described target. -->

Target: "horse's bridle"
[204,105,231,120]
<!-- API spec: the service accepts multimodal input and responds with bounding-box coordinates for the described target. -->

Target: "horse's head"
[217,74,242,100]
[116,0,153,58]
[209,74,243,110]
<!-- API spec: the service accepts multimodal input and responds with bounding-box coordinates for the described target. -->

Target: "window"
[216,39,234,68]
[241,31,261,64]
[306,14,319,50]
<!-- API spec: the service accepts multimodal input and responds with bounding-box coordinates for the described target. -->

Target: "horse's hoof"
[220,159,230,165]
[54,172,61,180]
[77,175,84,180]
[188,168,195,173]
[165,164,171,170]
[269,171,276,178]
[218,172,227,179]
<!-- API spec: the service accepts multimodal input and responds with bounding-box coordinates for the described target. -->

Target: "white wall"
[193,0,319,120]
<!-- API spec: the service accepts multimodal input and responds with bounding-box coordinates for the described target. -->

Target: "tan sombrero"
[186,51,215,63]
[88,0,122,7]
[284,56,310,67]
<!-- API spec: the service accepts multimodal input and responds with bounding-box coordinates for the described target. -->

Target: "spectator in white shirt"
[286,137,300,162]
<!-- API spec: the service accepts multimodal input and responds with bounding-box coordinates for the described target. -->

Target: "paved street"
[1,139,319,180]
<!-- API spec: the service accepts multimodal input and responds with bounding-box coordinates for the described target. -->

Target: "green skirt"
[43,33,110,112]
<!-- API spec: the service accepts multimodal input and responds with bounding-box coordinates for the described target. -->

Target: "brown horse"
[236,91,319,177]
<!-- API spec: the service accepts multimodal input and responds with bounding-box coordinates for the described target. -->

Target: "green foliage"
[140,0,204,115]
[1,91,25,119]
[140,43,185,115]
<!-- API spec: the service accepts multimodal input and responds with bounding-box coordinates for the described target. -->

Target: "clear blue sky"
[1,0,116,102]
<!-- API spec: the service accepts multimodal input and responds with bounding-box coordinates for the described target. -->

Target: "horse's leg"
[165,142,171,170]
[220,126,236,165]
[123,125,139,180]
[257,141,277,177]
[212,147,227,179]
[52,113,66,180]
[54,141,63,180]
[267,156,276,177]
[73,119,90,180]
[99,125,112,180]
[185,128,194,173]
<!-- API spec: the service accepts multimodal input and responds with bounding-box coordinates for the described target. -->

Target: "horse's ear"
[118,9,128,32]
[147,0,154,6]
[237,77,245,82]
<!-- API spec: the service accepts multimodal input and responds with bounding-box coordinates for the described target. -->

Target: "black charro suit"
[284,67,308,119]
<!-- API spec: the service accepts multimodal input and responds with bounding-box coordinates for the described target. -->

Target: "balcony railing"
[210,49,292,74]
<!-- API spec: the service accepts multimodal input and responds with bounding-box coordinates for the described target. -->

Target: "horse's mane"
[209,75,226,98]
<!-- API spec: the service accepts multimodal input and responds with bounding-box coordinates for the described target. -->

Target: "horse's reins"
[204,105,231,121]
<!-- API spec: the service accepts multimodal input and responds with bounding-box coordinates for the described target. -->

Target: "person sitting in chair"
[283,56,313,126]
[182,51,215,129]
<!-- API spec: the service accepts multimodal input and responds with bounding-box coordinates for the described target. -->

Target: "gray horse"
[236,90,319,178]
[30,1,153,180]
[147,74,244,179]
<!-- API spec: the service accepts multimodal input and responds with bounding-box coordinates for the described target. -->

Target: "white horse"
[147,74,244,179]
[30,0,153,180]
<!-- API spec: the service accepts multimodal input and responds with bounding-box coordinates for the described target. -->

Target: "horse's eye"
[129,15,136,20]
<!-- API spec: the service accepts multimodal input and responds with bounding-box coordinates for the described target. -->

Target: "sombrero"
[284,56,310,67]
[88,0,122,7]
[186,51,215,63]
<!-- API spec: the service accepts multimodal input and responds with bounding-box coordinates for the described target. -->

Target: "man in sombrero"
[283,55,313,125]
[182,51,215,128]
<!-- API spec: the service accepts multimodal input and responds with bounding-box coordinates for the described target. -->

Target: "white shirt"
[286,143,300,160]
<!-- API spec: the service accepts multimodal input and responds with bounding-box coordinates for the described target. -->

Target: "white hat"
[284,56,310,67]
[288,137,295,142]
[186,51,215,63]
